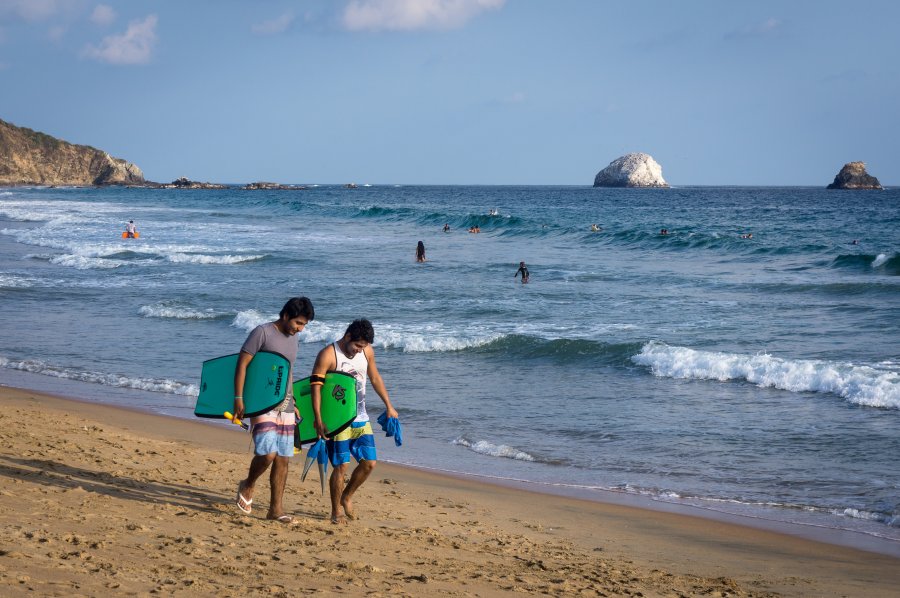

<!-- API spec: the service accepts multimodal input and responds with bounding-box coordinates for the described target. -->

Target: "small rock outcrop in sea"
[161,177,228,190]
[0,118,145,186]
[242,181,308,190]
[593,153,669,188]
[826,162,883,190]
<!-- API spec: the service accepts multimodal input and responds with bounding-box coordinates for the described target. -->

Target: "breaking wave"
[139,302,227,320]
[452,437,538,462]
[165,253,266,265]
[631,341,900,409]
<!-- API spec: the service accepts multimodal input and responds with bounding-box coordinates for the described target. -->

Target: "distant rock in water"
[826,162,882,190]
[0,118,145,186]
[242,181,308,190]
[162,176,227,190]
[593,153,668,188]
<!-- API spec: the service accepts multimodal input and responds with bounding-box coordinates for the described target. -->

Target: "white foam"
[0,356,197,396]
[231,314,504,353]
[50,254,125,269]
[165,253,265,265]
[836,508,896,526]
[632,341,900,409]
[375,324,502,353]
[452,437,536,462]
[139,303,223,320]
[232,309,273,332]
[0,274,33,288]
[871,253,888,268]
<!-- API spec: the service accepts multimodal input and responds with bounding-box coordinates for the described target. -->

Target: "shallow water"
[1,185,898,545]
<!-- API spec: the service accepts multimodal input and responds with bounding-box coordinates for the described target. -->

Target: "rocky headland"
[0,118,145,186]
[594,152,669,188]
[826,161,883,190]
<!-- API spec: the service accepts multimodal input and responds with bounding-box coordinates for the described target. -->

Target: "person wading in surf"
[310,319,398,524]
[233,296,315,523]
[515,261,530,284]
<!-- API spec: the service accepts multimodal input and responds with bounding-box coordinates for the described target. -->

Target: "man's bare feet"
[341,496,356,520]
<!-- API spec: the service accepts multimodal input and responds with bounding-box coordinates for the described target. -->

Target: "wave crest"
[452,437,537,462]
[165,253,265,265]
[139,303,225,320]
[631,341,900,409]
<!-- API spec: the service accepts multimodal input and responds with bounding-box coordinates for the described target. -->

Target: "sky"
[0,0,898,185]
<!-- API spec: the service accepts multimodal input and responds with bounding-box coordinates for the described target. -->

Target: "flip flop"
[269,514,293,524]
[236,481,252,514]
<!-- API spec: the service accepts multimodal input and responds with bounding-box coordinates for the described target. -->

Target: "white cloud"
[47,24,65,41]
[342,0,505,32]
[726,17,783,40]
[90,4,116,26]
[0,0,67,22]
[251,11,295,35]
[83,14,157,65]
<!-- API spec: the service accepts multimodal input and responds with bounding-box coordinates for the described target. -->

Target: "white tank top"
[333,341,369,423]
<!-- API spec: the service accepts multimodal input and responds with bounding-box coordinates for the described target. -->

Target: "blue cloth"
[301,438,328,493]
[376,412,403,447]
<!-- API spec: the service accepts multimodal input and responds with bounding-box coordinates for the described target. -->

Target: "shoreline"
[1,385,898,596]
[4,370,900,559]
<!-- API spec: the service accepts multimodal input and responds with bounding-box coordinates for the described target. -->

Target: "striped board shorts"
[251,409,296,458]
[326,422,376,466]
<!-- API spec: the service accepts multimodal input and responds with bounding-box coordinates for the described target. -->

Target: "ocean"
[1,185,898,550]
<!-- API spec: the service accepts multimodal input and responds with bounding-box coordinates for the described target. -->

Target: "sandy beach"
[1,386,897,597]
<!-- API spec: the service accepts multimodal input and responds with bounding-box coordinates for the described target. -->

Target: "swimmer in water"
[514,261,530,284]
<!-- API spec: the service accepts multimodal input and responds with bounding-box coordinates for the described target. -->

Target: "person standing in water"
[233,296,315,523]
[415,241,426,262]
[515,261,530,284]
[125,220,137,238]
[310,319,398,524]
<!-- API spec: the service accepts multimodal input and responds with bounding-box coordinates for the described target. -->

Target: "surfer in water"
[310,319,398,524]
[233,296,315,523]
[415,240,426,262]
[515,261,530,284]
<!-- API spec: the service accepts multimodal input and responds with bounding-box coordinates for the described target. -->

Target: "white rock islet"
[593,153,669,188]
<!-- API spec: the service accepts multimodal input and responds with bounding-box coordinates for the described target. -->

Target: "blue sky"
[1,0,898,185]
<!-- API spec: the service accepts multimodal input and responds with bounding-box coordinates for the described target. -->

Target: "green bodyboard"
[294,371,358,446]
[195,351,290,419]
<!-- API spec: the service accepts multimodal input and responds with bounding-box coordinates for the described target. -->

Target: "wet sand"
[1,386,897,597]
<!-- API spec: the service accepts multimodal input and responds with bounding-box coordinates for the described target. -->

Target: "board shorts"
[326,422,376,466]
[251,410,296,458]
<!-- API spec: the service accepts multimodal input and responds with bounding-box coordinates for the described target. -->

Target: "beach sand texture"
[1,388,897,597]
